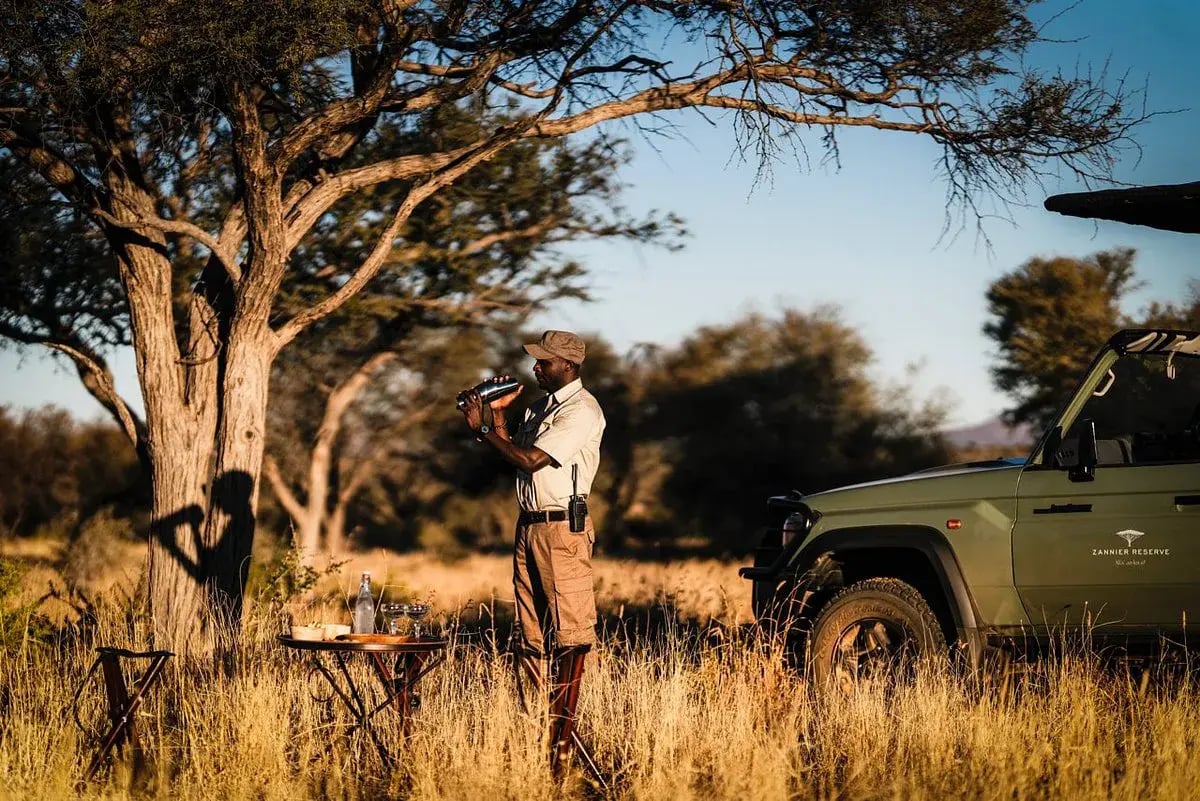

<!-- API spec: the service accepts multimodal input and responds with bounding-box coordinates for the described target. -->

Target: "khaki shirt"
[513,378,605,511]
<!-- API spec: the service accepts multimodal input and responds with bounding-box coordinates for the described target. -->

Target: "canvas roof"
[1043,181,1200,233]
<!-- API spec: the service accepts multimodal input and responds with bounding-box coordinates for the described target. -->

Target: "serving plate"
[336,633,422,644]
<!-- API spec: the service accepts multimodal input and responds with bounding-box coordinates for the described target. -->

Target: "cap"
[523,330,586,365]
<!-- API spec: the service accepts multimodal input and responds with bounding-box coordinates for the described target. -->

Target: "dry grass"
[315,549,753,630]
[2,546,1199,800]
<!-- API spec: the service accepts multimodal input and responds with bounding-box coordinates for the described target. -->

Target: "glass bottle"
[353,572,375,634]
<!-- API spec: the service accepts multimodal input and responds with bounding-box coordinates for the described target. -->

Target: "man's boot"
[549,645,590,777]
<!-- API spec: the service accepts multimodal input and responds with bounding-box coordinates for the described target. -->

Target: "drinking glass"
[405,603,431,639]
[379,602,408,635]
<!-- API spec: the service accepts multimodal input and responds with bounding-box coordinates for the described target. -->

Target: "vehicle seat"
[1096,436,1133,465]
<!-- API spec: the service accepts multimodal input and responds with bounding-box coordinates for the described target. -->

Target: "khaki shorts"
[512,518,597,654]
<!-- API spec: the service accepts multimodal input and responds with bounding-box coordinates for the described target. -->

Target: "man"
[459,330,606,700]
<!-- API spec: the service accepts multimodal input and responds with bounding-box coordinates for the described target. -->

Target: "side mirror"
[1043,425,1063,467]
[1069,419,1097,482]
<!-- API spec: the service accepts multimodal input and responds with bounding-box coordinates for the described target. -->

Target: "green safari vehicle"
[741,328,1200,680]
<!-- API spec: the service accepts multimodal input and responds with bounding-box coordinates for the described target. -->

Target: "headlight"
[781,512,808,547]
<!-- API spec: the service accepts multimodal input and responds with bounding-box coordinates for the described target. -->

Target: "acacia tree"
[983,248,1137,429]
[262,105,679,562]
[265,329,487,558]
[637,308,950,550]
[1,0,1146,652]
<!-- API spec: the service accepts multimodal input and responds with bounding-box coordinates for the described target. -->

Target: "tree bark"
[199,329,272,643]
[145,424,211,651]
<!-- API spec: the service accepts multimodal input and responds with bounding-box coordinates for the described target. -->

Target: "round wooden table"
[278,635,448,763]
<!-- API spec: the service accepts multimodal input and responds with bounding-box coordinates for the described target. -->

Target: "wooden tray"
[336,633,422,644]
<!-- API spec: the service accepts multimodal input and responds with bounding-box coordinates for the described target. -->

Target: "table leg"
[310,654,357,716]
[367,652,433,736]
[311,652,393,766]
[295,645,446,767]
[397,653,422,735]
[366,653,408,733]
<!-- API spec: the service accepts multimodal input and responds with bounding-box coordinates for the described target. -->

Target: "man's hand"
[488,375,524,411]
[459,388,493,433]
[460,379,552,473]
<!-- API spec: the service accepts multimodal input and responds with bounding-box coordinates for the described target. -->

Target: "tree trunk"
[270,351,398,563]
[325,501,348,556]
[145,423,212,651]
[103,170,224,654]
[301,419,335,560]
[199,328,273,644]
[296,507,324,562]
[107,171,265,653]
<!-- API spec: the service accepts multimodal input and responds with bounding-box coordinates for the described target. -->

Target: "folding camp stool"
[69,646,173,782]
[548,644,608,790]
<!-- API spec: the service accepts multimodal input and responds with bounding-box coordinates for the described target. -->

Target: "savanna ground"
[2,536,1199,801]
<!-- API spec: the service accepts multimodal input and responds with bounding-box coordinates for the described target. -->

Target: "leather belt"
[518,509,568,525]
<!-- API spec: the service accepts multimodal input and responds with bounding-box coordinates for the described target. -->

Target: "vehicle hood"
[805,458,1026,514]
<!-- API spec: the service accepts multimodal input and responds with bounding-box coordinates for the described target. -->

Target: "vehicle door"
[1013,338,1200,633]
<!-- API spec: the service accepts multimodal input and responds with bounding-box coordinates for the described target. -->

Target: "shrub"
[0,558,54,650]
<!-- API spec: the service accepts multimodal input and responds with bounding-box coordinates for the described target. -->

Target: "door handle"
[1175,495,1200,507]
[1033,503,1093,515]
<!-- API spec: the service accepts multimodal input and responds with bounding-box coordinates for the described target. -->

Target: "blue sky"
[535,0,1200,426]
[2,0,1198,428]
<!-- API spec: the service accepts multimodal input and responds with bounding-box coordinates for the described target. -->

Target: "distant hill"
[943,418,1035,450]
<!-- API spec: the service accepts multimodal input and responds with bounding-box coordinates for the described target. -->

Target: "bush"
[0,558,53,650]
[63,507,141,594]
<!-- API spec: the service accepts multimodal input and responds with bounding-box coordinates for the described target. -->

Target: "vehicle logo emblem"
[1092,529,1167,563]
[1116,529,1145,548]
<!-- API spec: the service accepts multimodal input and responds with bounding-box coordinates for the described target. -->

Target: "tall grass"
[2,552,1198,800]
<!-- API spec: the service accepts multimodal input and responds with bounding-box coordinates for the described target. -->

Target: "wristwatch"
[478,423,491,435]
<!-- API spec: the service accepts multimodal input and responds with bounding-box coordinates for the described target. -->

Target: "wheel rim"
[829,617,914,683]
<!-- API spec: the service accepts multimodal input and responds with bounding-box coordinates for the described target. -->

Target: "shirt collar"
[548,378,583,407]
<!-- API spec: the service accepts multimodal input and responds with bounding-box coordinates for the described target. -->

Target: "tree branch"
[37,335,144,455]
[283,144,478,251]
[337,401,437,506]
[317,350,401,448]
[92,208,243,283]
[0,322,148,461]
[47,341,145,457]
[0,126,99,208]
[273,128,526,350]
[262,454,307,524]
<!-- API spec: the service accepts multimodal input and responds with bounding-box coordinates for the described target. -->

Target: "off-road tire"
[808,577,947,686]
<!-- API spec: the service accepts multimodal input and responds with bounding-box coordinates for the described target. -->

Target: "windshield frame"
[1025,328,1200,468]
